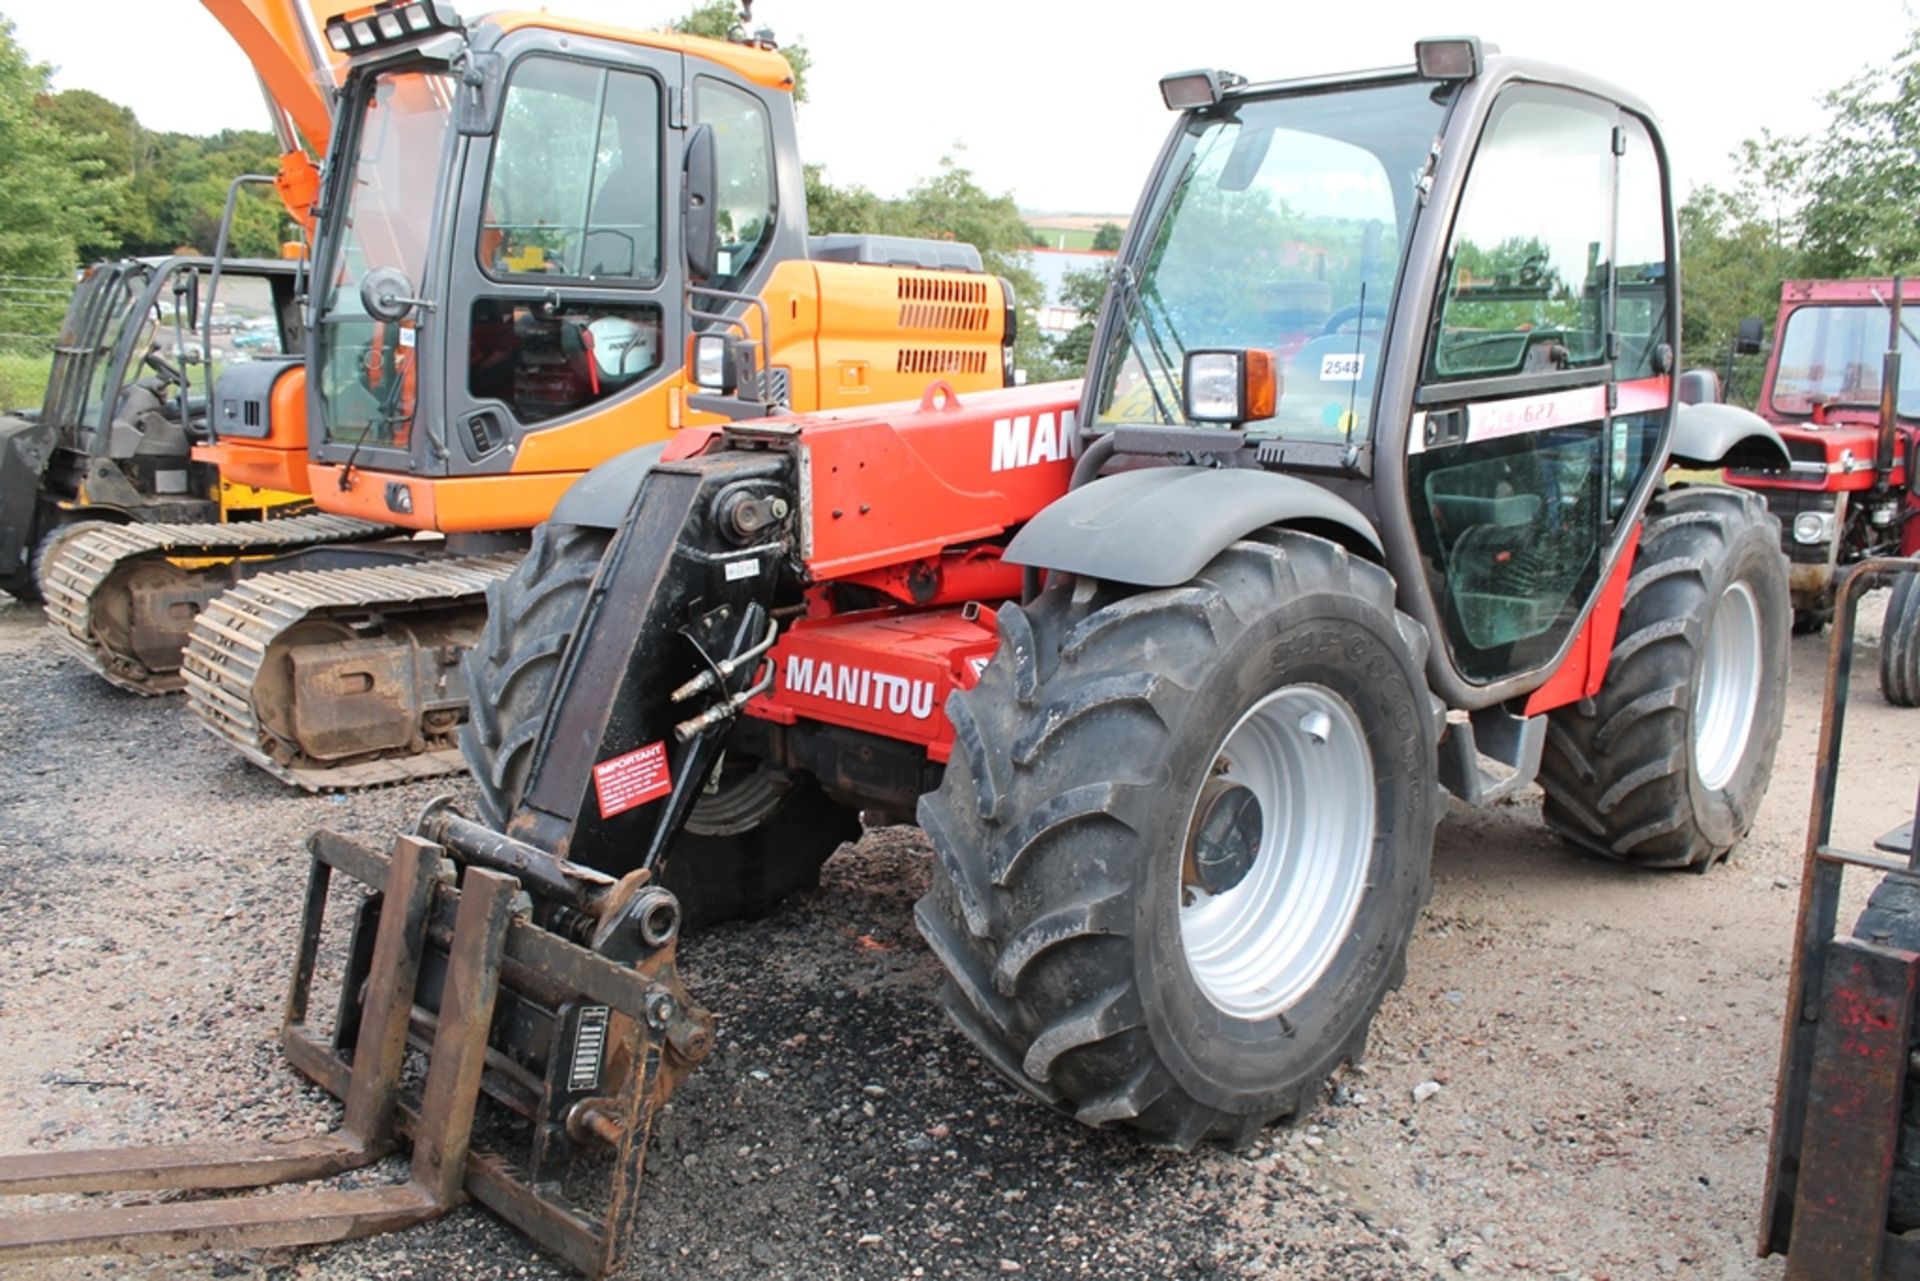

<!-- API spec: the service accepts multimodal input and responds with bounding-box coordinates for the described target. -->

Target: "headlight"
[1184,352,1245,421]
[1792,510,1835,546]
[1181,348,1277,424]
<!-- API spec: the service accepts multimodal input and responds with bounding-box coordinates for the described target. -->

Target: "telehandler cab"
[0,37,1795,1274]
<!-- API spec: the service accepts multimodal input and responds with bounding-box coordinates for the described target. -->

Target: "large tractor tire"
[1845,872,1920,1229]
[917,531,1443,1149]
[1538,487,1789,870]
[1879,565,1920,707]
[459,521,859,927]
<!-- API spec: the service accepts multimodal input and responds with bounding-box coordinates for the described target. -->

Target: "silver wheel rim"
[1179,684,1375,1020]
[1694,581,1762,793]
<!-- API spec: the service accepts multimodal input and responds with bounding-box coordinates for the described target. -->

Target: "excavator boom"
[199,0,354,153]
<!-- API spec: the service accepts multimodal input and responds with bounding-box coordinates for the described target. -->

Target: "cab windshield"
[315,70,454,450]
[1768,303,1920,419]
[1092,79,1448,443]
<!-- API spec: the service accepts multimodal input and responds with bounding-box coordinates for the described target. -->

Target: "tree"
[1091,220,1123,252]
[44,89,150,254]
[804,152,1063,381]
[804,164,885,235]
[1677,178,1799,400]
[0,17,114,334]
[1671,23,1920,397]
[1790,30,1920,277]
[670,1,812,103]
[1051,262,1110,371]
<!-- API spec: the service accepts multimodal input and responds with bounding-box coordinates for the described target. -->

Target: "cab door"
[443,38,681,471]
[1406,87,1673,686]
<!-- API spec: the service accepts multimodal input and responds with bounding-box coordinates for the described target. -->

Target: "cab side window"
[469,56,666,426]
[1427,94,1613,382]
[482,57,661,282]
[1409,89,1620,683]
[1609,115,1673,520]
[692,77,776,291]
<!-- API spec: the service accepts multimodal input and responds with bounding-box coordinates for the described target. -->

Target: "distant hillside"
[1025,213,1131,252]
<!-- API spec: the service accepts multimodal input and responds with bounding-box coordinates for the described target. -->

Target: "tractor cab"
[1078,41,1681,709]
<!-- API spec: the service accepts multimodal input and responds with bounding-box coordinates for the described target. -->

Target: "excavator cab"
[305,6,808,530]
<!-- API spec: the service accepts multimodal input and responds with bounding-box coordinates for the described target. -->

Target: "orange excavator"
[41,1,1014,790]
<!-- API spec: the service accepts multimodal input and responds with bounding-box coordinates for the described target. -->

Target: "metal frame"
[1762,556,1920,1279]
[0,807,713,1278]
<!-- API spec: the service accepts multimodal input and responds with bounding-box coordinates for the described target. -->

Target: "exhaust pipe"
[1877,275,1903,486]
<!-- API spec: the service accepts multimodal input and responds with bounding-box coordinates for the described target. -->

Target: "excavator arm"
[199,0,360,236]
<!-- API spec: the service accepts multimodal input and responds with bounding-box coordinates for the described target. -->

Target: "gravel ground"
[0,588,1910,1281]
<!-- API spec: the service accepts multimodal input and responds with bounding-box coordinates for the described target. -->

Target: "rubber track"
[40,514,395,693]
[182,553,520,791]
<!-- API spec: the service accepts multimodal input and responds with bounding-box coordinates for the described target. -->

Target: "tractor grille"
[897,349,989,377]
[897,275,992,332]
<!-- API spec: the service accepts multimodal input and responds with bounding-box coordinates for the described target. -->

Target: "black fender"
[0,412,56,583]
[1670,402,1792,471]
[549,440,671,529]
[1004,465,1381,589]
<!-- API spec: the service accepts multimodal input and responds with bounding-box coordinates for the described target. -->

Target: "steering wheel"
[142,346,185,385]
[1321,304,1389,335]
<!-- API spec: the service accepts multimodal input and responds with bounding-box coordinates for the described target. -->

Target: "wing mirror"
[360,266,435,323]
[174,270,199,332]
[683,123,719,284]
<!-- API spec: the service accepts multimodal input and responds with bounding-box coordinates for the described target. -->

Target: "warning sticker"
[592,741,672,819]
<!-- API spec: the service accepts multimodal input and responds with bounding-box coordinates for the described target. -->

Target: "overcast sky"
[4,0,1911,213]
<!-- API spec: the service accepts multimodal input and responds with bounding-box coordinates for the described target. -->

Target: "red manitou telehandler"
[0,38,1795,1276]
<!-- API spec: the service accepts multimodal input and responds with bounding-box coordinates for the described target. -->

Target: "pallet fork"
[1763,557,1920,1280]
[0,800,713,1277]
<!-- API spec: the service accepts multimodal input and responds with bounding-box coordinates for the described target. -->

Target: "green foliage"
[43,89,148,253]
[1676,180,1797,401]
[1791,32,1920,277]
[1052,262,1111,371]
[0,17,114,337]
[803,164,884,234]
[46,85,291,260]
[1091,221,1122,252]
[1678,26,1920,396]
[670,1,811,104]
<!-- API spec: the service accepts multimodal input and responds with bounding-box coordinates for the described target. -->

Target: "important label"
[592,740,672,819]
[724,557,760,581]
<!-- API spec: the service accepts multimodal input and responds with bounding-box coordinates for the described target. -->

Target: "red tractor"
[1723,277,1920,702]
